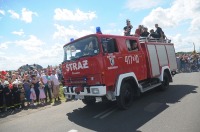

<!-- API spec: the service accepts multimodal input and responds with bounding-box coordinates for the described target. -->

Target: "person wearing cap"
[124,19,133,36]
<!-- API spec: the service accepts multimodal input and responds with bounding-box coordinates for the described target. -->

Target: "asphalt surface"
[0,72,200,132]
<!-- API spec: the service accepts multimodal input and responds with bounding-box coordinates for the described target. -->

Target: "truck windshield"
[63,36,99,61]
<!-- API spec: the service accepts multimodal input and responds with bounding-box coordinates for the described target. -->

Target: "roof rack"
[139,37,171,43]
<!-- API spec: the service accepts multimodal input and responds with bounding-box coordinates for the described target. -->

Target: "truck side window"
[102,38,118,53]
[126,40,138,51]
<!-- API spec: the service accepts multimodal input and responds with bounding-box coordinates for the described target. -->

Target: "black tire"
[82,96,96,105]
[159,72,169,91]
[117,83,133,110]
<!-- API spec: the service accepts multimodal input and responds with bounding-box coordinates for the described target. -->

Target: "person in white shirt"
[40,70,52,103]
[50,70,60,102]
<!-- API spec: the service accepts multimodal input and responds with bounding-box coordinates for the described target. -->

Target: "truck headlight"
[64,88,68,93]
[63,86,68,93]
[91,88,99,94]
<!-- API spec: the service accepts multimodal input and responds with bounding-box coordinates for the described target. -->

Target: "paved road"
[0,72,200,132]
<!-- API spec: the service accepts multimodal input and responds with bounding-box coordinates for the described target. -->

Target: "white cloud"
[0,54,32,70]
[53,24,93,41]
[35,43,63,60]
[0,10,5,15]
[170,34,200,52]
[54,8,97,21]
[0,40,63,70]
[125,0,162,10]
[142,0,200,29]
[0,35,44,52]
[21,8,38,23]
[0,42,8,49]
[8,10,20,19]
[140,0,200,52]
[0,56,8,62]
[11,29,24,36]
[7,8,37,23]
[22,42,64,68]
[189,17,200,32]
[14,35,44,51]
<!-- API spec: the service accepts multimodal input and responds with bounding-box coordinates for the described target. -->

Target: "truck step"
[140,79,159,88]
[141,83,162,93]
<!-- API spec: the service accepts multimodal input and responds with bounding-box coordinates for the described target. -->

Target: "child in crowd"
[30,84,36,106]
[39,82,46,105]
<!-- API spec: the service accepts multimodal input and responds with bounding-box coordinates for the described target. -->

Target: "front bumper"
[63,85,107,96]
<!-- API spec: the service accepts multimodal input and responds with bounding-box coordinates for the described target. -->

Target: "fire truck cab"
[62,33,177,109]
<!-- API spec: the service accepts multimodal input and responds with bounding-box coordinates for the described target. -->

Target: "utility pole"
[192,42,196,54]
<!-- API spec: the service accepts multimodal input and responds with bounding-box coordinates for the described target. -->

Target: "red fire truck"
[62,33,177,109]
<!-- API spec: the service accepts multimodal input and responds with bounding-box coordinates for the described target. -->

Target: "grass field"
[59,85,65,101]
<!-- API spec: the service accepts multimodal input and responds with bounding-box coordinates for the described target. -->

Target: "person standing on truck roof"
[135,25,143,37]
[124,19,133,36]
[155,24,165,39]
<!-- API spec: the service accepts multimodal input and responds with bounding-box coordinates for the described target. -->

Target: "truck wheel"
[117,83,133,110]
[159,73,169,91]
[82,96,96,105]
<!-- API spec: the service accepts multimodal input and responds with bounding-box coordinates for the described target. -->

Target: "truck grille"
[66,77,87,85]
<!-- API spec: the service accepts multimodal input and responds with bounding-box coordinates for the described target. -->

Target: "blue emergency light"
[96,27,102,34]
[70,38,74,42]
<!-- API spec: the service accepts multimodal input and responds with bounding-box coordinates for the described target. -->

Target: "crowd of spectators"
[0,65,63,115]
[176,53,200,73]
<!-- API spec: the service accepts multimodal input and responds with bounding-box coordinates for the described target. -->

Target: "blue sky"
[0,0,200,70]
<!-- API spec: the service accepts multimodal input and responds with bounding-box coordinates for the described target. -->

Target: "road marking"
[93,105,118,119]
[68,129,78,132]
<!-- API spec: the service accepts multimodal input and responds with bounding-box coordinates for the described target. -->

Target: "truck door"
[101,38,123,88]
[125,39,146,80]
